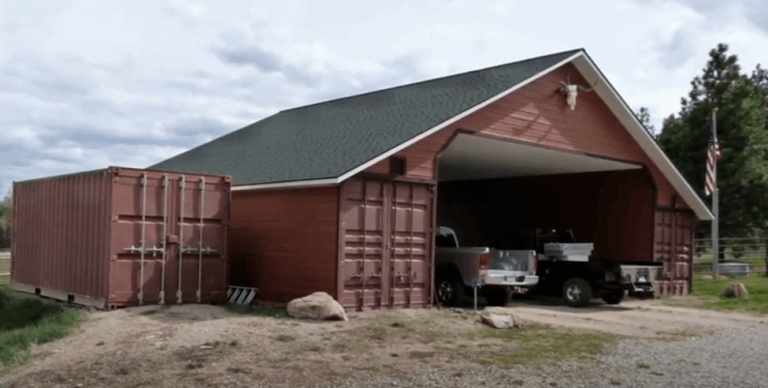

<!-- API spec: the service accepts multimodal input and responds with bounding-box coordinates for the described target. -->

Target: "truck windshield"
[435,232,457,247]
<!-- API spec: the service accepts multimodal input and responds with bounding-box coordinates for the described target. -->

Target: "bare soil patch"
[2,298,764,388]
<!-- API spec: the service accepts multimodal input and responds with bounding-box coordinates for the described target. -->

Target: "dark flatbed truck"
[534,258,661,307]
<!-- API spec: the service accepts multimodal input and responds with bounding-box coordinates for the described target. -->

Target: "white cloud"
[0,0,766,184]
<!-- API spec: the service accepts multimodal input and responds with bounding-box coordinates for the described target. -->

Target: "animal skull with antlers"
[559,77,598,110]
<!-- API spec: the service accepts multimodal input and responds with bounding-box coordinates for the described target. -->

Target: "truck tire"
[562,278,592,307]
[601,290,625,305]
[483,286,510,307]
[435,272,464,307]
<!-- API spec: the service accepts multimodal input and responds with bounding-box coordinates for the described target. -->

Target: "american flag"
[704,136,722,197]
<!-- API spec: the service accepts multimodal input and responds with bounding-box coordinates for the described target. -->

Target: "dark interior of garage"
[436,136,658,263]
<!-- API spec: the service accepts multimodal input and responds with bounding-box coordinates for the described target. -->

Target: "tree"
[0,187,11,249]
[636,107,657,139]
[659,44,768,261]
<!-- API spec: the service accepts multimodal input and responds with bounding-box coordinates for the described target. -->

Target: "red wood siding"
[367,63,682,207]
[229,186,339,303]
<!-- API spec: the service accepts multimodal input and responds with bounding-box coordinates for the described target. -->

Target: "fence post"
[764,237,768,277]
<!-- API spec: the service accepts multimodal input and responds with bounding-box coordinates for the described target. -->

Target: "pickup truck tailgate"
[489,250,537,271]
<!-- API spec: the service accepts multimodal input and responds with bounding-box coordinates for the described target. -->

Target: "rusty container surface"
[653,208,696,295]
[338,178,434,311]
[12,167,230,308]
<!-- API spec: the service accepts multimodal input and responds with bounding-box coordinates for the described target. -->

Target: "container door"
[110,171,228,307]
[653,209,695,295]
[339,178,434,311]
[173,176,229,305]
[388,182,434,308]
[339,179,390,310]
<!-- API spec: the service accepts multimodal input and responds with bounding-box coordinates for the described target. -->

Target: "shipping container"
[11,167,231,309]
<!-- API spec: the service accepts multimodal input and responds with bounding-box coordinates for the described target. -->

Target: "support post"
[711,108,719,279]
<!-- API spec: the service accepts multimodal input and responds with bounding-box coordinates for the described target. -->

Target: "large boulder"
[286,292,348,321]
[721,283,749,299]
[479,307,524,329]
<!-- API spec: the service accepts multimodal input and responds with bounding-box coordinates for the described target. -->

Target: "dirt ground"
[1,297,766,388]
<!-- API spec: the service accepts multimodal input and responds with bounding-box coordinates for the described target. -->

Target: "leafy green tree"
[659,44,768,257]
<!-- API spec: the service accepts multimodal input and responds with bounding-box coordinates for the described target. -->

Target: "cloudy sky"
[1,0,766,193]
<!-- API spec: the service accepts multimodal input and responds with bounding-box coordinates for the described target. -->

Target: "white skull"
[563,84,579,110]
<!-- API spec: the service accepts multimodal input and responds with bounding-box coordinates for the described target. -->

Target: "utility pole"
[711,108,719,279]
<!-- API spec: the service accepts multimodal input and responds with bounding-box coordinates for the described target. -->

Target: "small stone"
[480,307,524,329]
[721,283,748,299]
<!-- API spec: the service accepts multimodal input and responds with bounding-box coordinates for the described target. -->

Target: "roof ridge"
[280,48,584,113]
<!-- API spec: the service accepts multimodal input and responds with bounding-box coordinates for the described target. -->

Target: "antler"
[579,80,599,92]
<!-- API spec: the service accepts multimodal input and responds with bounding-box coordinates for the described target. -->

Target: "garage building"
[151,49,713,310]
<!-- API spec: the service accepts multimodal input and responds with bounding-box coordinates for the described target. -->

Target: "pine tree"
[659,44,768,248]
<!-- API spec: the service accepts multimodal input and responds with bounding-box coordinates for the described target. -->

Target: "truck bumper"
[480,271,539,287]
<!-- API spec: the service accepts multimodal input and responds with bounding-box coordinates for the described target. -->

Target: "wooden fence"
[693,237,768,276]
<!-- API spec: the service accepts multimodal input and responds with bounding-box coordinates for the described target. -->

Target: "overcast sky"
[1,0,766,193]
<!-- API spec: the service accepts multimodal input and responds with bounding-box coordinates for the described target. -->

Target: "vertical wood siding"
[229,186,340,303]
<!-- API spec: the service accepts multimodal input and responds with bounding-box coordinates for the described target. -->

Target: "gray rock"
[721,283,748,299]
[286,292,348,321]
[479,307,524,329]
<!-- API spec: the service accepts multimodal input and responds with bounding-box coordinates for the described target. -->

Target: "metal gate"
[653,209,696,295]
[338,178,434,310]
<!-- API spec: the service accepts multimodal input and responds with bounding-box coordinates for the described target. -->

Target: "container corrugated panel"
[338,178,434,311]
[12,167,231,308]
[653,209,696,295]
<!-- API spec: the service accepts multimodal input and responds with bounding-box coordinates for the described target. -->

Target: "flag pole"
[711,107,719,279]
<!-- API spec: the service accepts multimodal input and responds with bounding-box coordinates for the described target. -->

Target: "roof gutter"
[231,177,339,191]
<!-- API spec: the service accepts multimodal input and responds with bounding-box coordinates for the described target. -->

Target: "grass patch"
[275,334,296,342]
[637,362,651,369]
[667,275,768,314]
[0,286,82,368]
[475,323,618,366]
[610,379,622,385]
[225,304,287,318]
[408,351,435,360]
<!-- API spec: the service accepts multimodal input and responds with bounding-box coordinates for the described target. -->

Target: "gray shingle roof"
[149,49,582,186]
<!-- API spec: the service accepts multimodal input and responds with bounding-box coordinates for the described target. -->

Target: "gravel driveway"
[305,325,768,388]
[309,300,768,388]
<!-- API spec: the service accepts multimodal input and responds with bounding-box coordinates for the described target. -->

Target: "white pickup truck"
[434,226,539,306]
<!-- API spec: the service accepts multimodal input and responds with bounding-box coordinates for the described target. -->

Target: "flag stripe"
[705,139,719,197]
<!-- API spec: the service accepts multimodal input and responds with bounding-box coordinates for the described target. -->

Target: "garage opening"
[436,133,655,263]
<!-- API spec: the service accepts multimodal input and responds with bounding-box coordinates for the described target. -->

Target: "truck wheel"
[483,286,510,307]
[601,290,625,305]
[562,278,592,307]
[435,273,464,307]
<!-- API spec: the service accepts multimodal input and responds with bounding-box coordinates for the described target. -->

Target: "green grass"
[685,275,768,314]
[0,285,82,369]
[225,304,287,318]
[0,258,9,285]
[475,323,618,366]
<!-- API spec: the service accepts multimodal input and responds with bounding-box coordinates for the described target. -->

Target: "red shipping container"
[11,167,231,309]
